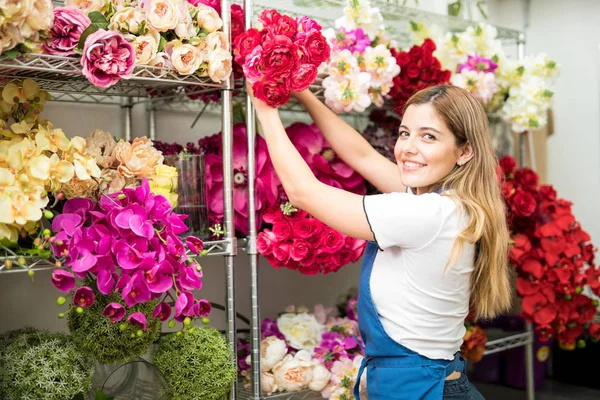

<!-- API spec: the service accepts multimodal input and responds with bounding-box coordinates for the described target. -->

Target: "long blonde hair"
[404,85,512,320]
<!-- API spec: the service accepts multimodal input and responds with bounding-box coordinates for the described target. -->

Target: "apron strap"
[353,356,369,400]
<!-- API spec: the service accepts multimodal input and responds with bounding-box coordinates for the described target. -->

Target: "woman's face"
[394,103,470,195]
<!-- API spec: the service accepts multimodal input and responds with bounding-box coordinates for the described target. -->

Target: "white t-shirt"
[363,189,474,361]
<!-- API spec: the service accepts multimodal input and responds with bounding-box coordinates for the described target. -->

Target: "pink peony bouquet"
[50,178,210,329]
[233,9,330,107]
[81,29,136,88]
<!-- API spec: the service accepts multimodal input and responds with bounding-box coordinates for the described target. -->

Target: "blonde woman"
[249,84,512,399]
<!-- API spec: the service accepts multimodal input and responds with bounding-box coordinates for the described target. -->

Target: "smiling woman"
[250,84,510,400]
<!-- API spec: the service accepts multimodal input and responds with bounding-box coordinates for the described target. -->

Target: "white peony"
[308,362,331,392]
[260,336,287,372]
[277,313,325,351]
[272,351,314,392]
[170,43,203,75]
[196,3,222,33]
[147,0,179,32]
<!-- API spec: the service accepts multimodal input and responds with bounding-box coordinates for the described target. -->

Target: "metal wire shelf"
[0,53,225,103]
[484,329,533,356]
[237,389,323,400]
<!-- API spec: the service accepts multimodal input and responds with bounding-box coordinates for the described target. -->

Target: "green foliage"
[0,331,93,400]
[67,283,160,364]
[153,327,235,400]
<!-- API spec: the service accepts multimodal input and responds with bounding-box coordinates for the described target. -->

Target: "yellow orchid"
[10,120,35,135]
[29,154,52,181]
[35,123,71,153]
[0,167,15,196]
[63,136,101,180]
[6,136,37,172]
[0,223,19,244]
[48,154,75,187]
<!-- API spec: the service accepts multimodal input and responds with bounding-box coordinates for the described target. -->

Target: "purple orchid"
[73,286,95,308]
[103,302,126,323]
[185,236,204,254]
[51,269,76,293]
[175,291,195,321]
[128,312,148,331]
[153,302,172,322]
[261,318,285,341]
[121,271,151,307]
[313,331,359,369]
[457,54,498,74]
[332,28,371,53]
[193,299,211,317]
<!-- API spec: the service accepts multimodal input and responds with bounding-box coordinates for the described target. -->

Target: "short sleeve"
[363,192,446,250]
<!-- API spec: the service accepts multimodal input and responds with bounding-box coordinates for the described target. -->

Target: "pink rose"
[257,230,277,255]
[290,63,318,92]
[234,28,262,65]
[45,7,91,56]
[242,45,263,83]
[299,247,317,268]
[296,16,322,41]
[290,239,310,261]
[259,35,299,81]
[268,14,298,38]
[273,221,292,241]
[257,9,282,28]
[81,29,135,88]
[252,80,291,107]
[273,242,291,264]
[320,228,345,253]
[300,31,330,65]
[292,218,319,239]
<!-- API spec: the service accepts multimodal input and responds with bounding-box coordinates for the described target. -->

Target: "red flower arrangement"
[500,155,600,348]
[257,123,367,275]
[389,39,451,114]
[233,9,329,107]
[461,319,488,363]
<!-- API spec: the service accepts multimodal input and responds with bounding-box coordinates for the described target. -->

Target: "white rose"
[65,0,106,14]
[207,48,232,83]
[133,32,160,65]
[272,353,313,392]
[0,25,23,53]
[309,362,331,392]
[260,336,287,372]
[26,0,53,32]
[148,51,171,68]
[261,371,278,394]
[206,31,228,51]
[277,313,325,351]
[170,43,203,75]
[1,0,33,22]
[174,1,195,39]
[196,3,222,33]
[109,7,146,34]
[148,0,179,32]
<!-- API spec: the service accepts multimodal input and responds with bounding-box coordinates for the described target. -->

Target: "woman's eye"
[423,133,436,140]
[399,131,409,137]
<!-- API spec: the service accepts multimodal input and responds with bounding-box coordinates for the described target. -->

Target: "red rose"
[260,35,299,81]
[515,168,539,192]
[589,323,600,340]
[292,218,318,239]
[272,220,293,241]
[257,230,277,255]
[269,15,298,38]
[273,242,291,264]
[286,209,308,221]
[290,238,310,261]
[338,249,353,267]
[420,52,434,68]
[417,81,428,91]
[257,9,281,27]
[509,234,532,264]
[233,29,262,65]
[408,46,423,61]
[502,181,515,199]
[420,70,432,81]
[440,70,452,83]
[539,185,557,201]
[499,156,517,175]
[301,31,330,65]
[263,207,283,223]
[511,190,537,217]
[406,63,420,79]
[422,38,437,54]
[320,228,345,253]
[323,252,342,273]
[432,58,442,71]
[252,80,291,107]
[230,4,245,40]
[395,51,411,68]
[290,63,318,92]
[299,247,317,267]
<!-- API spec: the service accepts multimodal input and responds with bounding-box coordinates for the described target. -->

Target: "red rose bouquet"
[233,9,330,107]
[500,156,600,348]
[389,39,451,115]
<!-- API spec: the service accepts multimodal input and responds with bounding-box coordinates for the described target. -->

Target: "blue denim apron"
[353,242,466,399]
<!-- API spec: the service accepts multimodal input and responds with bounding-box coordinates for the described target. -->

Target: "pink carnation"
[81,29,136,88]
[45,7,91,56]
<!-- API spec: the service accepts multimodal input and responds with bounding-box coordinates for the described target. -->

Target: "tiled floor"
[475,380,600,400]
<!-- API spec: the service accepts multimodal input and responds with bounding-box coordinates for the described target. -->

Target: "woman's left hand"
[246,82,278,117]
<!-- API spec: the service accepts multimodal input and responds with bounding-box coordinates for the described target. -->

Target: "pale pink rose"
[65,0,105,14]
[171,43,203,75]
[0,25,24,54]
[81,29,135,88]
[148,51,171,68]
[195,3,222,33]
[242,46,263,83]
[206,31,228,51]
[174,1,195,39]
[272,352,313,392]
[207,48,232,83]
[133,31,160,65]
[308,363,331,392]
[261,371,278,394]
[113,137,164,178]
[108,7,146,34]
[26,0,54,32]
[260,336,287,371]
[84,129,117,168]
[45,7,90,56]
[2,0,33,22]
[147,0,178,32]
[256,230,277,255]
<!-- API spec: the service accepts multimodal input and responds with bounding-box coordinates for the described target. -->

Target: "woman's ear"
[457,142,474,166]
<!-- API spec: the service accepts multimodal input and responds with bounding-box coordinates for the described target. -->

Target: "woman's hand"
[246,82,278,117]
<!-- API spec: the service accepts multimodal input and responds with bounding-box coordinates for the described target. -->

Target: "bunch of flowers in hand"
[0,0,54,56]
[234,9,329,107]
[321,0,400,113]
[389,38,451,114]
[500,156,599,348]
[57,0,232,87]
[50,179,210,333]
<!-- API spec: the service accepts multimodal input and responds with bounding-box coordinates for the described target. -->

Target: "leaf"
[2,49,19,59]
[77,12,110,50]
[71,393,85,400]
[95,389,114,400]
[158,35,167,52]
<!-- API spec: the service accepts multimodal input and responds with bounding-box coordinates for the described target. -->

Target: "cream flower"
[62,177,99,199]
[206,31,228,51]
[149,164,178,206]
[114,136,164,178]
[133,31,160,65]
[26,0,54,32]
[171,43,203,75]
[147,0,179,32]
[63,136,102,180]
[261,371,279,394]
[0,0,33,22]
[308,362,331,392]
[207,48,232,83]
[174,1,195,39]
[260,336,287,372]
[196,3,222,33]
[35,123,71,153]
[109,7,147,35]
[0,223,19,243]
[84,129,117,169]
[277,313,325,351]
[0,25,24,54]
[98,169,126,195]
[272,351,314,392]
[65,0,106,14]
